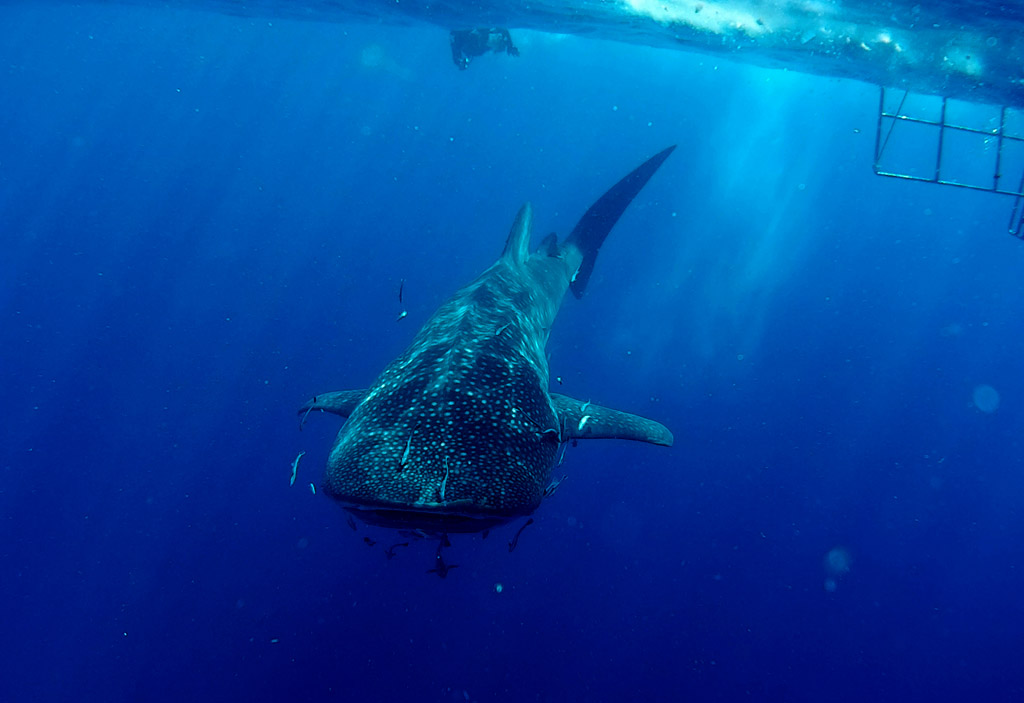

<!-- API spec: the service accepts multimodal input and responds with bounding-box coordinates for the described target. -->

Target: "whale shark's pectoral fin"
[551,393,673,447]
[297,390,367,420]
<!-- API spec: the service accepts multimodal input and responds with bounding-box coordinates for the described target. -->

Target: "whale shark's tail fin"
[566,145,676,298]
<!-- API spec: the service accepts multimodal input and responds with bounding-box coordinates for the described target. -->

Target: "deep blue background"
[2,4,1023,702]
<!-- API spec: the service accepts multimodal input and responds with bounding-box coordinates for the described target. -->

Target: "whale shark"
[300,146,676,533]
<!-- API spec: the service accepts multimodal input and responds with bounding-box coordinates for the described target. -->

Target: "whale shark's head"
[321,340,562,534]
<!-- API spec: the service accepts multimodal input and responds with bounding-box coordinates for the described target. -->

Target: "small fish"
[400,433,413,468]
[298,397,317,431]
[384,542,410,560]
[427,542,459,578]
[556,376,563,385]
[537,427,560,442]
[440,457,450,501]
[543,474,567,498]
[577,415,591,432]
[398,424,421,471]
[508,518,535,553]
[427,561,458,578]
[396,279,408,321]
[363,537,377,547]
[309,483,316,495]
[289,451,305,486]
[521,410,557,441]
[346,515,358,531]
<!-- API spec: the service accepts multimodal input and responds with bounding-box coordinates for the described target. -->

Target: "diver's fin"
[297,390,367,419]
[551,393,673,446]
[566,145,676,298]
[501,203,533,265]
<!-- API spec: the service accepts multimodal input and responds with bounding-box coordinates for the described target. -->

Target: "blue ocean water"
[2,4,1023,702]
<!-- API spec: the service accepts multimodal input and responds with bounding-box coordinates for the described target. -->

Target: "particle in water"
[824,546,852,576]
[823,546,852,591]
[972,384,1000,413]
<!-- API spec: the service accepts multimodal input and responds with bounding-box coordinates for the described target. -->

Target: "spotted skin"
[301,148,676,532]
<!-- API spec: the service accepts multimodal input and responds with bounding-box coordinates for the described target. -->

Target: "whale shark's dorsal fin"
[501,202,533,265]
[539,232,559,257]
[567,145,676,298]
[551,393,673,446]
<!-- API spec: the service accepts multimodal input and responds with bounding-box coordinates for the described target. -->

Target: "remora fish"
[300,146,676,533]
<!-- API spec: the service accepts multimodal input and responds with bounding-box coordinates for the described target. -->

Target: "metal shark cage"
[872,87,1024,238]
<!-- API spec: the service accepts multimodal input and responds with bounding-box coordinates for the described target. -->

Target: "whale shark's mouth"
[343,502,522,534]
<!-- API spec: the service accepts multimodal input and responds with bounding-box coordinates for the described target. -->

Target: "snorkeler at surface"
[449,28,520,70]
